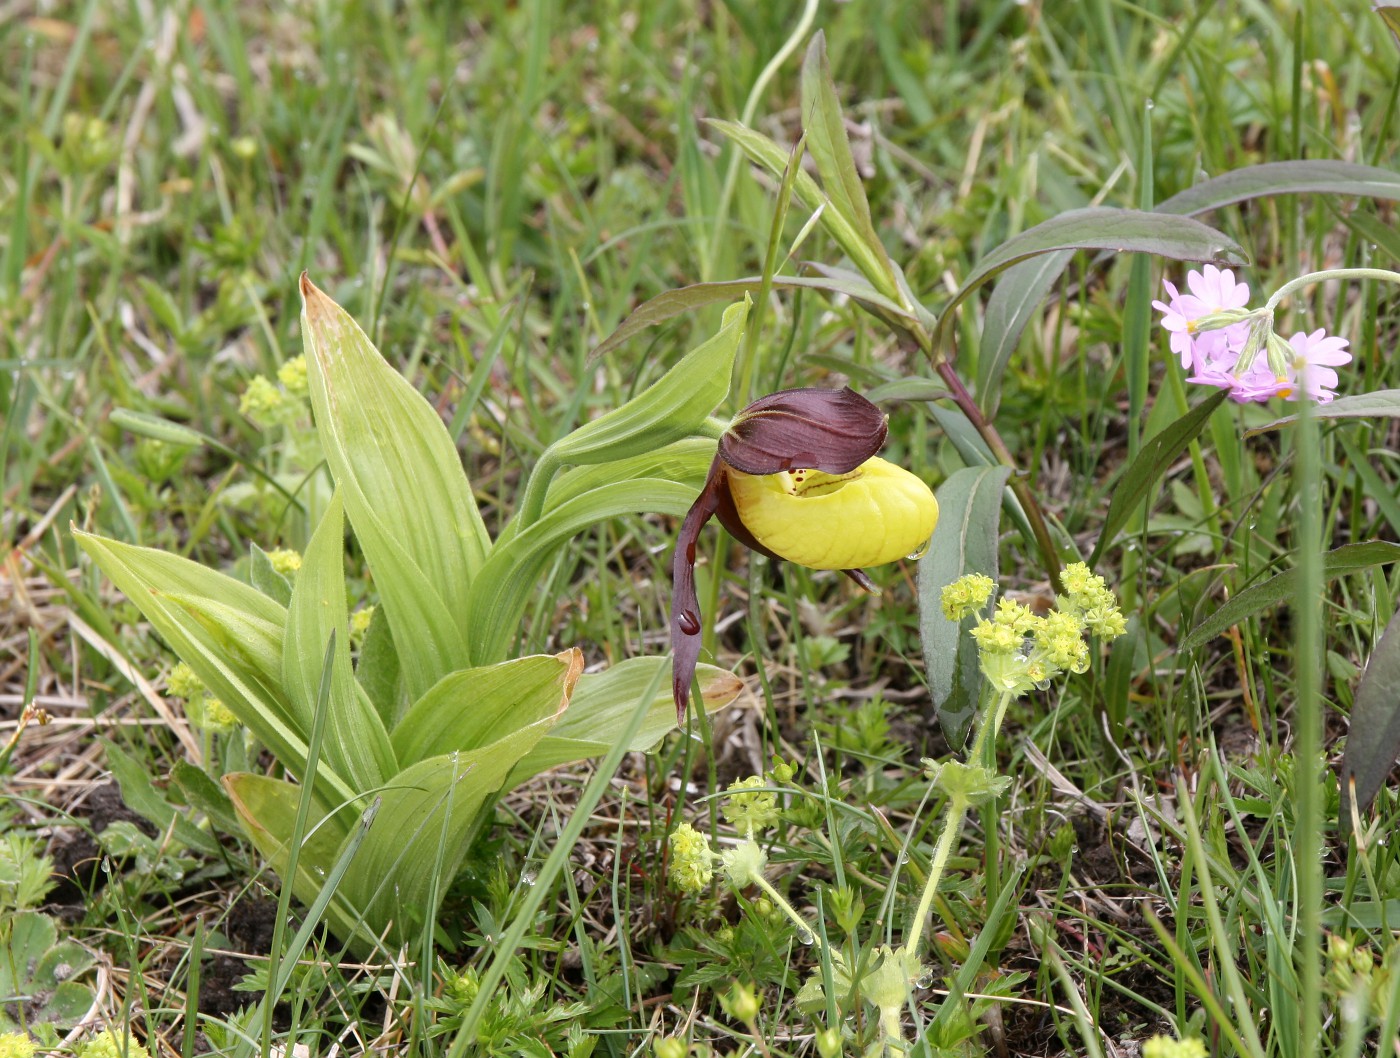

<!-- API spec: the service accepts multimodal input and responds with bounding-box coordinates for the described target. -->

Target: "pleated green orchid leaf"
[300,275,479,694]
[284,491,397,789]
[73,530,355,811]
[549,298,747,467]
[514,658,744,779]
[392,651,581,767]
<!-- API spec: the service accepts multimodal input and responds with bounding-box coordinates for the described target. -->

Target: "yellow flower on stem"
[672,387,938,719]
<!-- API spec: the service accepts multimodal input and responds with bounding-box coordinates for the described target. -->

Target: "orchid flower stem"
[1263,268,1400,314]
[934,361,1063,591]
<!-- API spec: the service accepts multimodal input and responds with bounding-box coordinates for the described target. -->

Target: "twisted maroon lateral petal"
[672,454,728,722]
[719,387,888,475]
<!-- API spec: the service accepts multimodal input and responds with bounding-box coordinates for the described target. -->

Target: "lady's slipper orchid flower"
[672,387,939,719]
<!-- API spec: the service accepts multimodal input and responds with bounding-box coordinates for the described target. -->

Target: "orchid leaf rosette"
[672,387,939,718]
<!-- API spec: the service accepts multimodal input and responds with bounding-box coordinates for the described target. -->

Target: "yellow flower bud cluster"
[239,356,310,428]
[722,776,779,837]
[78,1031,151,1058]
[1142,1036,1206,1058]
[0,1033,37,1058]
[1057,562,1128,639]
[951,564,1126,698]
[668,823,716,894]
[166,661,239,735]
[267,548,303,576]
[940,573,995,622]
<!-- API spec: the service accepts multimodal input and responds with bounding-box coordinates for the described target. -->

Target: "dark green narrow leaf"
[1181,542,1400,653]
[1247,390,1400,434]
[918,465,1013,747]
[937,209,1246,350]
[102,742,223,856]
[1155,160,1400,217]
[1089,390,1228,566]
[977,251,1074,416]
[1341,605,1400,819]
[355,602,403,729]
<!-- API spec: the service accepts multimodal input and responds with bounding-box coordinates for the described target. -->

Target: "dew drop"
[915,971,933,988]
[798,928,815,946]
[906,537,931,561]
[678,610,701,636]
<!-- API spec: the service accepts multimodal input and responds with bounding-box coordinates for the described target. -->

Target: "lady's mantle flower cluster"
[1153,265,1351,404]
[167,661,239,734]
[239,355,311,428]
[668,777,785,895]
[941,563,1126,698]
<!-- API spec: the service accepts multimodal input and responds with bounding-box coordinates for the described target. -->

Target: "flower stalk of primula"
[672,387,938,719]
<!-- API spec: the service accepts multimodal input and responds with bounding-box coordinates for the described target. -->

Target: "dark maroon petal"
[719,386,888,475]
[672,454,728,722]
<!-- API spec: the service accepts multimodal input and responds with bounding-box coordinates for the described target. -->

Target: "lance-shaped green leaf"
[591,274,912,361]
[1089,390,1228,566]
[512,657,745,778]
[223,772,363,944]
[1341,605,1400,820]
[1181,542,1400,653]
[73,529,355,810]
[300,275,477,695]
[467,478,697,663]
[707,118,892,299]
[918,465,1013,747]
[800,31,900,300]
[1155,160,1400,217]
[249,543,293,606]
[542,439,714,513]
[339,721,560,947]
[284,492,396,789]
[550,299,747,465]
[977,250,1074,416]
[104,742,223,856]
[935,209,1247,351]
[1247,390,1400,434]
[512,299,747,533]
[392,651,581,767]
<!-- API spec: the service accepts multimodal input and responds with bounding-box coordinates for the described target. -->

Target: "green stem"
[1263,267,1400,313]
[752,871,823,954]
[904,789,969,960]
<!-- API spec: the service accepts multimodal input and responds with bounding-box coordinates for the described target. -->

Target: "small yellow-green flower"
[79,1030,151,1058]
[166,661,204,700]
[267,548,302,576]
[190,696,239,734]
[1142,1035,1207,1058]
[350,605,376,646]
[722,776,779,836]
[277,355,309,397]
[668,822,716,894]
[941,573,995,621]
[239,375,287,427]
[0,1033,37,1058]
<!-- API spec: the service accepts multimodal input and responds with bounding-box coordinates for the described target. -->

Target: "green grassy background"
[4,1,1400,1055]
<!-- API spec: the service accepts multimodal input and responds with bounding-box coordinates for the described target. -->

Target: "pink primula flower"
[1278,329,1351,403]
[1157,268,1352,404]
[1152,265,1251,367]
